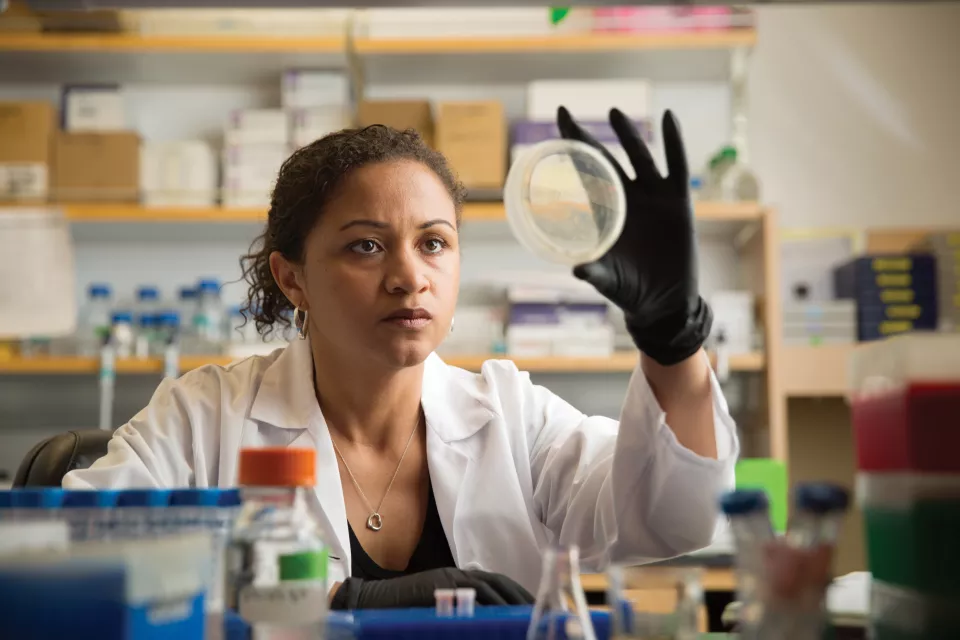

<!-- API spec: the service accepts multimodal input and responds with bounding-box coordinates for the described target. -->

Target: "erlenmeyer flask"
[526,546,596,640]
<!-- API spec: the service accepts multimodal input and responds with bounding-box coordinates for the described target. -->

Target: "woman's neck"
[310,339,425,451]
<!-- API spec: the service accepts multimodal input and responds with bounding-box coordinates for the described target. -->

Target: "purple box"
[511,120,653,146]
[510,303,608,326]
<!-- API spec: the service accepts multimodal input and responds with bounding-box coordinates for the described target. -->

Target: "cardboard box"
[52,132,140,202]
[0,101,55,201]
[357,100,434,147]
[63,85,125,132]
[436,101,506,190]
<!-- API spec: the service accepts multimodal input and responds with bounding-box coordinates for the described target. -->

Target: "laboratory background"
[0,0,959,638]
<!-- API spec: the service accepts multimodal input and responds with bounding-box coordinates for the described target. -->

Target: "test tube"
[455,587,476,617]
[115,489,170,539]
[0,490,12,521]
[434,588,455,617]
[788,482,850,549]
[10,488,64,522]
[61,489,117,542]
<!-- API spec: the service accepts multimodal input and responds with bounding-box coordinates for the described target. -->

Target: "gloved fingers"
[481,573,535,605]
[463,576,509,606]
[661,110,690,196]
[609,107,661,187]
[572,260,619,302]
[557,106,630,186]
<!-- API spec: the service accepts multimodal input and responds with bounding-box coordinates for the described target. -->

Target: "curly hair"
[240,125,466,338]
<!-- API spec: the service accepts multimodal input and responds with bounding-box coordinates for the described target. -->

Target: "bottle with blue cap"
[61,489,118,542]
[154,310,182,378]
[109,310,135,359]
[135,313,158,359]
[719,489,775,638]
[114,488,170,540]
[77,283,113,356]
[194,278,225,350]
[9,488,64,522]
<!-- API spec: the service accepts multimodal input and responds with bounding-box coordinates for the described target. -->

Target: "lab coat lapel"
[249,339,350,575]
[421,354,496,567]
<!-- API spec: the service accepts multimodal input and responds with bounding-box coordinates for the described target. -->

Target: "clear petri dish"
[504,139,626,266]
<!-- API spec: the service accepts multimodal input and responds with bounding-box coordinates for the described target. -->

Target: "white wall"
[750,3,960,229]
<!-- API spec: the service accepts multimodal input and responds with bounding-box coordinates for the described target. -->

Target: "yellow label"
[948,233,960,247]
[880,289,915,304]
[876,274,911,288]
[872,258,911,271]
[885,305,922,320]
[880,321,913,335]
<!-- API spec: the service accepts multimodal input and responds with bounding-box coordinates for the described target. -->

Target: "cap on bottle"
[718,489,769,516]
[89,284,111,298]
[794,482,850,514]
[137,286,160,301]
[238,448,316,487]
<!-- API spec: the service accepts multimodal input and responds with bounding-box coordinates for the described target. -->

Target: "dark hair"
[240,125,466,337]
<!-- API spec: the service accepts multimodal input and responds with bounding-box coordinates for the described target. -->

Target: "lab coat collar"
[250,337,498,442]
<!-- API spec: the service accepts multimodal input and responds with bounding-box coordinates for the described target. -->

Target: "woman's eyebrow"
[419,219,456,230]
[339,219,388,231]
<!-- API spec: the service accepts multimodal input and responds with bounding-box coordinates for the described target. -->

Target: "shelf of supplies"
[0,351,763,375]
[16,201,765,224]
[0,33,345,54]
[353,29,757,55]
[781,344,856,397]
[580,567,736,593]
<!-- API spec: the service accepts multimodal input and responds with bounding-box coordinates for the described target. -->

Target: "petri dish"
[504,139,626,266]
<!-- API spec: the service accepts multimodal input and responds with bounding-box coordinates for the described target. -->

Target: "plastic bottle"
[527,545,596,640]
[719,489,775,639]
[195,278,225,351]
[136,285,160,320]
[114,489,170,540]
[715,146,759,203]
[10,488,64,522]
[226,448,331,638]
[135,313,157,359]
[77,284,113,357]
[109,311,135,359]
[61,489,118,542]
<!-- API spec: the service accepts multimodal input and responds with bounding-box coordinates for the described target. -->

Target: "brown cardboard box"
[52,132,140,202]
[436,101,506,190]
[357,100,434,147]
[0,101,55,201]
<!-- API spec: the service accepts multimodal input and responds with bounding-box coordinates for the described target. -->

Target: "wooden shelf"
[353,29,756,55]
[0,29,753,56]
[9,201,765,224]
[0,351,763,376]
[781,344,856,397]
[0,33,345,53]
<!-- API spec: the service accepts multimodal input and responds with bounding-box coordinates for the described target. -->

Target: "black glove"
[329,568,534,610]
[557,106,712,366]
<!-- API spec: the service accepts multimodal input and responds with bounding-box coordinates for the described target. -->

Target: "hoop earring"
[450,317,455,333]
[294,306,308,341]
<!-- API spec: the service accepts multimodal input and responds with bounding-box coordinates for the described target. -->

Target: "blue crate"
[834,255,937,300]
[225,606,612,640]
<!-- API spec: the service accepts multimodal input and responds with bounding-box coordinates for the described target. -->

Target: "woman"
[64,107,738,609]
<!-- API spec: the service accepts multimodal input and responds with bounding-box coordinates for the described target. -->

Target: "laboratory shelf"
[0,351,764,376]
[0,30,754,56]
[353,30,757,55]
[8,201,766,225]
[781,344,856,397]
[0,33,345,53]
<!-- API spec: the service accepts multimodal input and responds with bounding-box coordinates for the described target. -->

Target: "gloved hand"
[329,567,534,610]
[557,106,712,366]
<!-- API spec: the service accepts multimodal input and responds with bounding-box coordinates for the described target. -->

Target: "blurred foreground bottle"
[527,545,596,640]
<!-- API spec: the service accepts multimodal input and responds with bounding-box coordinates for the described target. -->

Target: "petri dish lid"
[504,139,626,266]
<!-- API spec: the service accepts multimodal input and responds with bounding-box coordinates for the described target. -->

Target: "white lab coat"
[64,337,738,592]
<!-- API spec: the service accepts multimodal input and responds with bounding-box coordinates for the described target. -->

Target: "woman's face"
[295,159,460,369]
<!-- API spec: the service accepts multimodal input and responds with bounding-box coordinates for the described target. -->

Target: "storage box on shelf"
[850,334,960,635]
[0,101,55,203]
[52,131,140,203]
[912,231,960,332]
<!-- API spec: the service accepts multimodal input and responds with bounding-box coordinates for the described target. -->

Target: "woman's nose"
[384,248,429,295]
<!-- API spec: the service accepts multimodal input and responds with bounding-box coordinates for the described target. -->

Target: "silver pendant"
[366,512,383,531]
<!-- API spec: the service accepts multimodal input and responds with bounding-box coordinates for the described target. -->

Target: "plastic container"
[858,472,960,597]
[226,448,331,637]
[504,139,626,267]
[527,545,596,640]
[195,278,225,349]
[135,313,157,359]
[719,489,774,638]
[109,311,135,359]
[61,489,118,542]
[10,488,63,521]
[114,489,170,540]
[77,283,113,357]
[870,580,960,639]
[851,334,960,472]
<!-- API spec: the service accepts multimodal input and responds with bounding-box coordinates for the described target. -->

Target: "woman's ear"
[269,251,308,310]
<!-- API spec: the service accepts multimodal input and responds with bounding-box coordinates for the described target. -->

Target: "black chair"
[13,429,112,488]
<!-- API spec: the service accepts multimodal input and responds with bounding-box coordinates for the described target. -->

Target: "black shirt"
[348,484,456,580]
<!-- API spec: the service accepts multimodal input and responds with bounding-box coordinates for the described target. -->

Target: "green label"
[278,549,328,581]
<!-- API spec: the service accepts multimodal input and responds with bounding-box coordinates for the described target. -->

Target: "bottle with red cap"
[225,447,332,638]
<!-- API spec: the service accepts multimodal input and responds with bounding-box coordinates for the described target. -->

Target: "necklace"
[328,416,420,532]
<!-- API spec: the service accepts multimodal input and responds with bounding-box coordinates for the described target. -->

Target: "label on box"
[238,583,327,625]
[0,163,47,199]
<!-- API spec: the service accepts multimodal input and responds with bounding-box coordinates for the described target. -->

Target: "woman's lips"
[382,308,433,329]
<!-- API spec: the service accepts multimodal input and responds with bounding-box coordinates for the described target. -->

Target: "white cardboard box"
[64,86,125,132]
